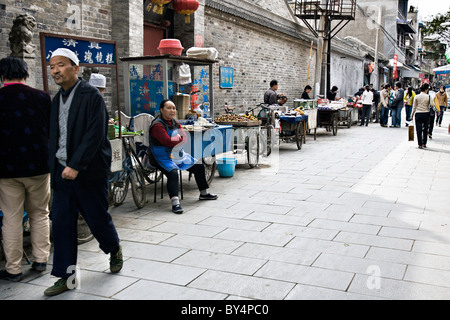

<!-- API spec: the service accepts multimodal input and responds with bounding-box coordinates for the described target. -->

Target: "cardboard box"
[173,93,190,119]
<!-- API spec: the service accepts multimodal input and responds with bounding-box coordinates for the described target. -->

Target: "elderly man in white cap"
[89,73,106,95]
[45,48,122,297]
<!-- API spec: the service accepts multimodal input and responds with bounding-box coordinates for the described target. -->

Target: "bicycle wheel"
[246,130,260,168]
[113,178,129,207]
[265,124,274,156]
[203,155,216,185]
[295,122,303,150]
[130,166,146,209]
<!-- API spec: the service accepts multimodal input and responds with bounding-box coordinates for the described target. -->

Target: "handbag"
[429,96,437,116]
[408,125,414,141]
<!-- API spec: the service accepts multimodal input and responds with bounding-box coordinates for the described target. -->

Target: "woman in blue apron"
[148,99,217,213]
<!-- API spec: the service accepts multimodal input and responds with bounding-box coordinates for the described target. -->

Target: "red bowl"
[158,39,184,56]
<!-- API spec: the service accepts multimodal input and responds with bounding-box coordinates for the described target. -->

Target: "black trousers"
[51,163,120,278]
[156,162,209,198]
[415,113,430,146]
[361,104,371,125]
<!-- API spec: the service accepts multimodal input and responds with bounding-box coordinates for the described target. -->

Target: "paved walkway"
[1,112,450,300]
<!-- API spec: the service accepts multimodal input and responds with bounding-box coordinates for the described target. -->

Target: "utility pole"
[293,0,356,97]
[373,6,382,89]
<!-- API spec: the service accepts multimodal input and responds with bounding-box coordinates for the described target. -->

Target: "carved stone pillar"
[9,14,37,87]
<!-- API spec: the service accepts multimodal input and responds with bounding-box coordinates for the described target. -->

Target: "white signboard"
[110,139,123,172]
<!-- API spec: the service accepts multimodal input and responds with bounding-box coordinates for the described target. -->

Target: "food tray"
[215,120,261,127]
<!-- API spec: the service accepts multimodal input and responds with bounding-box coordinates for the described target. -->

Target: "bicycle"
[246,103,277,156]
[108,134,147,209]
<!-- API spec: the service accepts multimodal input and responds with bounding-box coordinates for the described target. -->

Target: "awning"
[402,68,420,79]
[397,20,416,34]
[408,65,421,72]
[387,59,412,71]
[433,65,450,75]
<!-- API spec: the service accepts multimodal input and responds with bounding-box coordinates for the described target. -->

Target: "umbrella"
[433,65,450,75]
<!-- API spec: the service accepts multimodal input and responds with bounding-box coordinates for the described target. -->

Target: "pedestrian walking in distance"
[360,85,373,126]
[411,83,434,149]
[0,56,52,282]
[435,86,448,127]
[44,48,122,297]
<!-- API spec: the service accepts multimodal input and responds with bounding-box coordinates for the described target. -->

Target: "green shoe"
[110,245,123,273]
[44,278,69,297]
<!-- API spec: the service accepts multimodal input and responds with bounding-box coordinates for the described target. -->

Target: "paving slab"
[2,113,450,300]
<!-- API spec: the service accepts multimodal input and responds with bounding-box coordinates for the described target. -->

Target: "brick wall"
[204,6,316,116]
[0,0,139,114]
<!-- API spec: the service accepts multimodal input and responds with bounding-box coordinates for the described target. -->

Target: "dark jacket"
[390,88,405,109]
[0,84,51,178]
[264,88,277,105]
[301,91,311,100]
[49,78,111,184]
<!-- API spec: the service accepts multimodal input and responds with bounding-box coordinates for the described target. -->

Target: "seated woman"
[148,99,217,214]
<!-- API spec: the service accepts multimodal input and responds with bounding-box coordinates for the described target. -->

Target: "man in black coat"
[44,48,122,297]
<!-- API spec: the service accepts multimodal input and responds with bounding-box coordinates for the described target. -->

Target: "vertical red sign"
[393,54,398,79]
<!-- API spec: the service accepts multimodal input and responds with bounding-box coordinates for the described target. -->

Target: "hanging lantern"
[173,0,199,24]
[150,0,172,15]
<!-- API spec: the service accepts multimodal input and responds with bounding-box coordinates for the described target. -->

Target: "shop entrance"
[144,24,166,56]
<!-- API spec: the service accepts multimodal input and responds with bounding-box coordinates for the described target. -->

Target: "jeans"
[405,105,412,122]
[380,106,389,126]
[436,107,446,125]
[415,112,430,146]
[391,107,402,126]
[428,113,435,135]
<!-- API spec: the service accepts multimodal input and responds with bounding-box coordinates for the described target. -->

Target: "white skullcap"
[50,48,79,66]
[89,73,106,89]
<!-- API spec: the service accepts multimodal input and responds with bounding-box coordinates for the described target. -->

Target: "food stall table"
[214,121,261,168]
[182,125,233,184]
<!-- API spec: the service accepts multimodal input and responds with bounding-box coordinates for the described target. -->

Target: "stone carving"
[9,14,37,57]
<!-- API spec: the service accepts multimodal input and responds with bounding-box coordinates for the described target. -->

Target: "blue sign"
[130,79,175,116]
[220,67,233,89]
[43,35,116,66]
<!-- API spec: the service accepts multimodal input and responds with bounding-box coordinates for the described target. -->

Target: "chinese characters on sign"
[220,67,233,89]
[393,54,398,80]
[43,35,116,66]
[129,63,175,116]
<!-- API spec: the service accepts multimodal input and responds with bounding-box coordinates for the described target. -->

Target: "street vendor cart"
[293,99,318,140]
[317,100,346,135]
[181,124,233,184]
[279,115,307,150]
[317,107,339,135]
[120,54,217,117]
[213,115,261,168]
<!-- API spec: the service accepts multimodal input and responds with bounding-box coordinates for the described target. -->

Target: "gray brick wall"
[0,0,131,114]
[204,6,316,115]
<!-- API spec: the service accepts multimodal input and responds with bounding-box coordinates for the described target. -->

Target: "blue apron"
[150,119,196,172]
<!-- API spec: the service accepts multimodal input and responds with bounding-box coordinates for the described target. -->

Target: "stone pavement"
[1,112,450,301]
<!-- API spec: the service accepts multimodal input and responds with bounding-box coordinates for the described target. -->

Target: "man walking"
[44,48,122,296]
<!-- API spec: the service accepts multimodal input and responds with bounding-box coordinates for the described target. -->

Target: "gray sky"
[408,0,450,21]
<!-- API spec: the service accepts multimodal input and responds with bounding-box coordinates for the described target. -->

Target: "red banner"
[393,54,398,79]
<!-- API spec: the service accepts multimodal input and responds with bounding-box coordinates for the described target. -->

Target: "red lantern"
[149,0,172,15]
[173,0,199,24]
